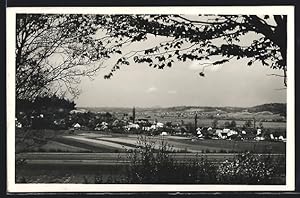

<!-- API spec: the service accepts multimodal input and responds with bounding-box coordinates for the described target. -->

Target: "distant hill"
[80,103,286,117]
[247,103,286,116]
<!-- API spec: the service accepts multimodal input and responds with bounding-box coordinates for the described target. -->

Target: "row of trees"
[16,95,76,112]
[16,14,287,101]
[211,119,264,129]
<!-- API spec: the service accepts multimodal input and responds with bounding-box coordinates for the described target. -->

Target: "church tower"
[194,113,198,133]
[132,106,136,123]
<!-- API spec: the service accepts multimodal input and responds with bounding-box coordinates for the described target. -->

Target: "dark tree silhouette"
[230,120,237,128]
[102,15,287,86]
[243,120,253,128]
[16,14,287,101]
[212,119,219,128]
[16,14,135,100]
[16,95,76,112]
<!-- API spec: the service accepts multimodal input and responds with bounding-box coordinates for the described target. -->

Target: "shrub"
[16,158,27,166]
[205,149,211,153]
[125,136,217,184]
[16,176,27,183]
[83,176,89,184]
[216,152,281,184]
[219,149,227,153]
[123,136,284,184]
[94,176,103,184]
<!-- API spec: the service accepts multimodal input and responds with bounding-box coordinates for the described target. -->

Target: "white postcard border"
[6,6,295,192]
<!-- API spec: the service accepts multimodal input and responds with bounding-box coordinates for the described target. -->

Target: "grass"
[173,139,286,154]
[96,135,285,154]
[16,138,285,184]
[40,140,90,152]
[16,128,286,154]
[54,137,123,153]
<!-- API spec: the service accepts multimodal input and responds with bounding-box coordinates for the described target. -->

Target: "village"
[15,105,286,143]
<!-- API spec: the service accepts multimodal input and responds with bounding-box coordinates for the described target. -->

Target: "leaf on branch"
[104,73,113,79]
[212,59,229,65]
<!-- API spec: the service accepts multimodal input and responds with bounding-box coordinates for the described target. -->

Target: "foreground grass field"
[15,129,286,184]
[16,152,285,184]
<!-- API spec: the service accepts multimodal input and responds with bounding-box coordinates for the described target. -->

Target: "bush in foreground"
[124,136,216,184]
[216,152,283,184]
[123,136,284,184]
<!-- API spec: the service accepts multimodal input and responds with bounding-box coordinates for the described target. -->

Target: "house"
[278,135,286,142]
[256,128,262,135]
[269,133,286,142]
[216,129,230,139]
[100,122,108,128]
[142,126,152,131]
[255,136,265,141]
[156,122,164,128]
[149,122,164,130]
[227,130,238,137]
[215,129,224,139]
[95,122,108,131]
[136,118,149,124]
[150,124,157,130]
[125,123,140,131]
[216,128,238,139]
[73,123,81,129]
[160,131,168,136]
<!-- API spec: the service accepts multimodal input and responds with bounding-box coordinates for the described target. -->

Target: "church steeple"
[132,106,136,123]
[194,113,198,133]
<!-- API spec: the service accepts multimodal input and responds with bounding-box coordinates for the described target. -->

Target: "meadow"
[15,129,286,184]
[151,117,286,129]
[16,129,286,154]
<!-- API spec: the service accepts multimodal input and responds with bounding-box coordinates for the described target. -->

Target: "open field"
[16,152,286,165]
[150,117,286,129]
[15,130,286,184]
[16,129,286,153]
[16,152,286,184]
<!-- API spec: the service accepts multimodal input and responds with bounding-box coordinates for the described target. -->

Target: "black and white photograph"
[6,6,295,192]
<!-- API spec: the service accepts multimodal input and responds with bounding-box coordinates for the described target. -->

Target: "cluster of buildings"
[195,127,286,142]
[15,106,286,142]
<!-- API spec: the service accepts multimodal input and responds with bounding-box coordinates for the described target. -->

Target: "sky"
[74,18,287,108]
[75,57,286,108]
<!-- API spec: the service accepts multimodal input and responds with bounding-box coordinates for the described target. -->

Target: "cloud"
[189,60,223,72]
[189,61,204,70]
[146,86,157,93]
[167,90,177,94]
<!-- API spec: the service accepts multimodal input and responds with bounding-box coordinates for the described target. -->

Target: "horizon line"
[76,102,286,109]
